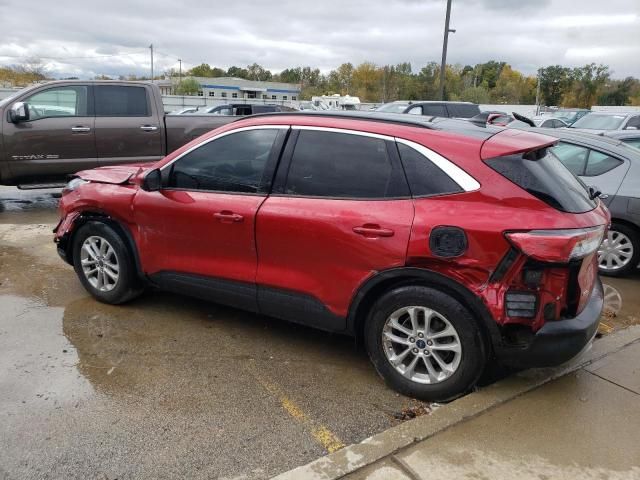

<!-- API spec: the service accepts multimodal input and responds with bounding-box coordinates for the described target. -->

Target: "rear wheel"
[72,221,143,304]
[598,223,639,277]
[364,285,486,402]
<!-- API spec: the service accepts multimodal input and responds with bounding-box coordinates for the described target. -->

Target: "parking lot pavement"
[1,186,639,480]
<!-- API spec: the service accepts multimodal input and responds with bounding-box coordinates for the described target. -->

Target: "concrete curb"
[271,325,640,480]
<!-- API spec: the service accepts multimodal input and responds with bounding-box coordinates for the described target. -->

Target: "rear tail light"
[505,226,605,263]
[505,291,537,318]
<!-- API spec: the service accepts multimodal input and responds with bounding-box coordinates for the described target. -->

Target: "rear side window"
[623,138,640,149]
[284,130,408,198]
[446,104,480,118]
[585,151,623,176]
[551,142,588,175]
[485,150,596,213]
[397,143,463,197]
[94,86,149,116]
[422,104,447,117]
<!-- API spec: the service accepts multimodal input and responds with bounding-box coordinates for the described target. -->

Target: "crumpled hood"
[75,163,152,184]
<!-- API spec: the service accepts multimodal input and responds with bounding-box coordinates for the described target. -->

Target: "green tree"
[459,86,491,103]
[187,63,225,77]
[539,65,572,106]
[175,78,200,95]
[246,63,272,81]
[227,66,249,79]
[564,63,609,108]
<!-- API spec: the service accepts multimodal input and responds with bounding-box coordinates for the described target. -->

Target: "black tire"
[364,285,486,402]
[599,223,640,277]
[72,221,143,304]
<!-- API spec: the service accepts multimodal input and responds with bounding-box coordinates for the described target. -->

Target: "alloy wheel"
[382,306,462,385]
[80,235,120,292]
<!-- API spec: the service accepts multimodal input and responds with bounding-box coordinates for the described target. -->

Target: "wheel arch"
[610,217,640,236]
[64,211,145,280]
[347,268,501,352]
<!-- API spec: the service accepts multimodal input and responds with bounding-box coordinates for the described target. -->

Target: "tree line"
[2,58,639,108]
[175,61,639,108]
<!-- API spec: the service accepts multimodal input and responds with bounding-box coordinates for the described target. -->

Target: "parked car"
[602,130,640,150]
[533,128,640,276]
[0,80,237,188]
[533,117,569,128]
[544,109,590,126]
[375,101,480,118]
[187,104,295,115]
[169,107,201,115]
[54,112,607,401]
[570,112,640,132]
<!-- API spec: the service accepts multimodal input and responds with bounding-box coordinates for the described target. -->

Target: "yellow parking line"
[246,360,345,453]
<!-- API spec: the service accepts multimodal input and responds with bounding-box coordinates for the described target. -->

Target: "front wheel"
[598,223,639,277]
[72,221,143,304]
[365,285,486,402]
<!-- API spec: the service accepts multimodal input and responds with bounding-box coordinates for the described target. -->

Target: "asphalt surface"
[1,185,639,480]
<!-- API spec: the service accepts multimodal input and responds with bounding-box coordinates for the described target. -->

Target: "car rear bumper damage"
[495,278,603,369]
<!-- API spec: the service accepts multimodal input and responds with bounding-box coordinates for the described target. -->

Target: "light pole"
[438,0,455,100]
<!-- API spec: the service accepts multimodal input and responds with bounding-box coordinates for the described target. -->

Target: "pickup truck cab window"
[168,129,280,193]
[94,85,150,117]
[23,86,89,120]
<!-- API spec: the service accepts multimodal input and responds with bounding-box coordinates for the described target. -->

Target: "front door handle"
[214,211,244,223]
[140,125,159,132]
[71,126,91,133]
[353,224,394,238]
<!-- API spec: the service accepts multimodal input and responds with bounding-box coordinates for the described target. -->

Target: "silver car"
[571,112,640,132]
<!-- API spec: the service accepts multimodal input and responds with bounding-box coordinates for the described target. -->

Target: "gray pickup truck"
[0,80,235,188]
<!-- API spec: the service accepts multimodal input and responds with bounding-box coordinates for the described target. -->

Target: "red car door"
[255,127,414,330]
[133,126,287,311]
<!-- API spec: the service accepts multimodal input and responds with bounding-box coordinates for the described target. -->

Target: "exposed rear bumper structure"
[495,278,603,369]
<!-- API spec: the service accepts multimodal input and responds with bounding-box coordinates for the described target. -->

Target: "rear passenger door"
[94,84,164,166]
[255,127,414,329]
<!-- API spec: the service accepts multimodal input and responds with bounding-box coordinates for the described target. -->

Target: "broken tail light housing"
[505,291,537,318]
[505,226,605,263]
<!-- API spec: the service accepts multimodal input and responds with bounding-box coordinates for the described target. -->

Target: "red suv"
[54,113,608,401]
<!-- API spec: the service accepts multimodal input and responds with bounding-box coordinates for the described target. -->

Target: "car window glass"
[550,142,588,175]
[94,86,149,116]
[24,86,88,120]
[285,130,407,198]
[407,106,422,115]
[397,143,463,197]
[446,104,480,118]
[422,104,447,117]
[622,138,640,150]
[168,129,279,193]
[213,107,232,115]
[626,116,640,129]
[585,151,623,176]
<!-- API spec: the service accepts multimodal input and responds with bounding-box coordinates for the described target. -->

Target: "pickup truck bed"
[0,80,235,187]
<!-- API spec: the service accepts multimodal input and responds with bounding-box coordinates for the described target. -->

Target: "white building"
[158,76,301,102]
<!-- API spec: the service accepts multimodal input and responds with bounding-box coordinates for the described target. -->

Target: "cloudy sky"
[0,0,638,79]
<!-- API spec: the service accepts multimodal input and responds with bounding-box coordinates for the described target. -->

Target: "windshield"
[0,87,29,108]
[571,114,626,130]
[376,103,409,113]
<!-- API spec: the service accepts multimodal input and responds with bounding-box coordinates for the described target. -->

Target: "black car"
[375,101,480,119]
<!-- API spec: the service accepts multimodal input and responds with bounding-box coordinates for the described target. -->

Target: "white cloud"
[0,0,638,78]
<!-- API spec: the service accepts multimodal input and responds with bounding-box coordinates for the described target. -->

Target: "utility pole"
[438,0,455,100]
[535,68,542,116]
[178,58,182,83]
[149,44,154,82]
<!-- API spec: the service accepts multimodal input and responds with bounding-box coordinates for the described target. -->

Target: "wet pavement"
[1,186,639,480]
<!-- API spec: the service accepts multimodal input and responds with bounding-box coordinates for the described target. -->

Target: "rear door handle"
[214,211,244,223]
[71,126,91,133]
[140,125,159,132]
[353,224,394,238]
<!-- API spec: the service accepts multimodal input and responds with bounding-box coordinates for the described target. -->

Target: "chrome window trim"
[395,138,481,192]
[159,124,289,172]
[292,125,394,142]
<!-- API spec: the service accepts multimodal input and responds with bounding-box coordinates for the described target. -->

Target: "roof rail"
[235,110,438,130]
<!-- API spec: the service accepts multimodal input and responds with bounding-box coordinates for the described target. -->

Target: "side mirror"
[142,168,162,192]
[588,186,608,200]
[9,102,29,123]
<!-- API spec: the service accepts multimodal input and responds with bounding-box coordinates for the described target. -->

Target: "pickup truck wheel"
[72,221,143,304]
[598,223,639,277]
[365,285,486,402]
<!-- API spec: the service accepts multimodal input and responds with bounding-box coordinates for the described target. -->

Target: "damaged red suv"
[54,113,608,401]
